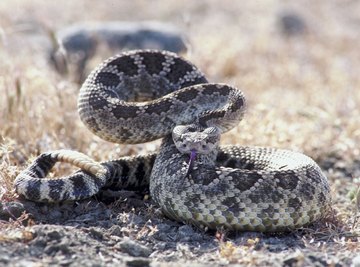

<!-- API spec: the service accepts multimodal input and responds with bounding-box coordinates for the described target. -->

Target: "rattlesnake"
[15,50,331,231]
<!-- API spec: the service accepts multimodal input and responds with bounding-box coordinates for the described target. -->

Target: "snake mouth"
[185,149,197,177]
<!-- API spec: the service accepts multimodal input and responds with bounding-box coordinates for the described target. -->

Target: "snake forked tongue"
[185,150,197,177]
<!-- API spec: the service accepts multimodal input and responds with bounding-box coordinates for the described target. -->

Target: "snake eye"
[202,144,207,149]
[182,144,187,148]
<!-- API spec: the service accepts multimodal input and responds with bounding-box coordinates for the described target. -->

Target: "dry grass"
[0,0,360,262]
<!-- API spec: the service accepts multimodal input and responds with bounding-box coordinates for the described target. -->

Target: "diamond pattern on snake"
[14,50,331,232]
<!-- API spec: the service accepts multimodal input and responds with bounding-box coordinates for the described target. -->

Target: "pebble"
[125,257,151,267]
[116,238,152,257]
[109,225,123,237]
[278,11,307,36]
[353,255,360,267]
[177,225,203,242]
[88,227,104,240]
[0,201,25,220]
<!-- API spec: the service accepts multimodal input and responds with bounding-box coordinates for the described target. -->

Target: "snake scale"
[14,50,331,232]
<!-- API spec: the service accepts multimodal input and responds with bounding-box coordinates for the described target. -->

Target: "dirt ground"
[0,1,360,266]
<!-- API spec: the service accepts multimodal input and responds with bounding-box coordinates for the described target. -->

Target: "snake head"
[172,124,221,155]
[173,124,220,177]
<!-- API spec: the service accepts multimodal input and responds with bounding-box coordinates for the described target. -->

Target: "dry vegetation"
[0,0,360,265]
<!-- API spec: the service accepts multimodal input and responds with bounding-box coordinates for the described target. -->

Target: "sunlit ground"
[0,0,359,265]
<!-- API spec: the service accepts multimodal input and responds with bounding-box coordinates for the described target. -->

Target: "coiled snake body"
[15,50,331,231]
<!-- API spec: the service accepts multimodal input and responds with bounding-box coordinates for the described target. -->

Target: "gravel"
[0,187,357,267]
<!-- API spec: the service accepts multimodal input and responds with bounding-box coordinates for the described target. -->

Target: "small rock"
[153,224,177,241]
[30,237,47,248]
[44,242,71,256]
[353,255,360,267]
[88,227,104,240]
[156,223,173,232]
[177,225,203,242]
[109,225,123,237]
[283,250,305,266]
[278,11,307,36]
[0,201,25,220]
[0,254,10,264]
[153,241,167,251]
[117,238,152,257]
[47,229,63,240]
[125,257,150,267]
[12,259,38,267]
[129,214,146,226]
[49,209,63,220]
[178,225,195,235]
